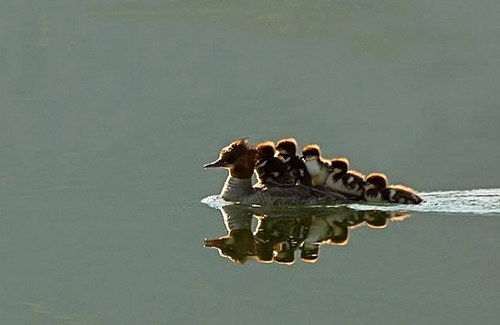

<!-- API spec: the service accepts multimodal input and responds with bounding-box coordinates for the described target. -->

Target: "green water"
[1,1,500,324]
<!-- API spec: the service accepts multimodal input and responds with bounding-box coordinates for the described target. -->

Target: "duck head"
[204,139,258,178]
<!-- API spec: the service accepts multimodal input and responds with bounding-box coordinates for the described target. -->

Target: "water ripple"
[202,188,500,215]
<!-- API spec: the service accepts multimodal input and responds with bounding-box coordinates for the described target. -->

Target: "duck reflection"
[204,205,411,264]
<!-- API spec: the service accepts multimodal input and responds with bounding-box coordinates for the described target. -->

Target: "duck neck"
[221,205,253,232]
[221,175,255,202]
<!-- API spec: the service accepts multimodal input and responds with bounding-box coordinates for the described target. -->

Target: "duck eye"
[220,152,234,163]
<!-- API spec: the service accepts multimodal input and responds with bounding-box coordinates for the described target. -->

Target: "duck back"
[243,184,349,206]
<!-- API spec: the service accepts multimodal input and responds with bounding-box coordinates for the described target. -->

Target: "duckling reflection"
[255,216,301,264]
[204,206,412,264]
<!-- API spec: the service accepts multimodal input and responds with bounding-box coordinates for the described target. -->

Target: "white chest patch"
[305,160,330,186]
[304,160,321,176]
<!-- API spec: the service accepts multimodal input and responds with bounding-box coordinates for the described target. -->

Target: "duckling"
[363,173,387,202]
[299,215,330,263]
[276,138,311,186]
[385,184,423,204]
[255,141,293,187]
[324,157,365,197]
[254,215,299,264]
[364,173,423,204]
[301,144,331,187]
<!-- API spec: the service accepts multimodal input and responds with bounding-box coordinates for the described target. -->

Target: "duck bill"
[203,158,225,169]
[204,238,226,248]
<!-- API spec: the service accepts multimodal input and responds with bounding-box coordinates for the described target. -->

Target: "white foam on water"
[200,195,231,209]
[201,188,500,215]
[351,188,500,215]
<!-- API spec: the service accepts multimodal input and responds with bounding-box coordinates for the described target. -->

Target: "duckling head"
[301,144,321,162]
[365,173,388,190]
[204,139,258,178]
[330,157,349,175]
[256,141,276,161]
[276,138,298,156]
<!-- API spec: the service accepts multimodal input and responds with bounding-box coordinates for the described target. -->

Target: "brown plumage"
[204,139,349,205]
[255,141,276,160]
[325,157,365,197]
[276,138,299,156]
[302,144,321,159]
[255,141,293,186]
[364,172,422,204]
[276,138,311,186]
[383,185,423,204]
[366,173,388,188]
[204,139,258,179]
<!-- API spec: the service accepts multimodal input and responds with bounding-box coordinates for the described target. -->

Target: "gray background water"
[1,1,499,324]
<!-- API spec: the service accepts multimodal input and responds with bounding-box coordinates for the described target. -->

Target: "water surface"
[1,1,500,324]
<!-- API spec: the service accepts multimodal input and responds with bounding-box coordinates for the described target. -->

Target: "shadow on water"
[204,204,411,264]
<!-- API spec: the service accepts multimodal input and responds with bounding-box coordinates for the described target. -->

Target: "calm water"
[1,1,500,324]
